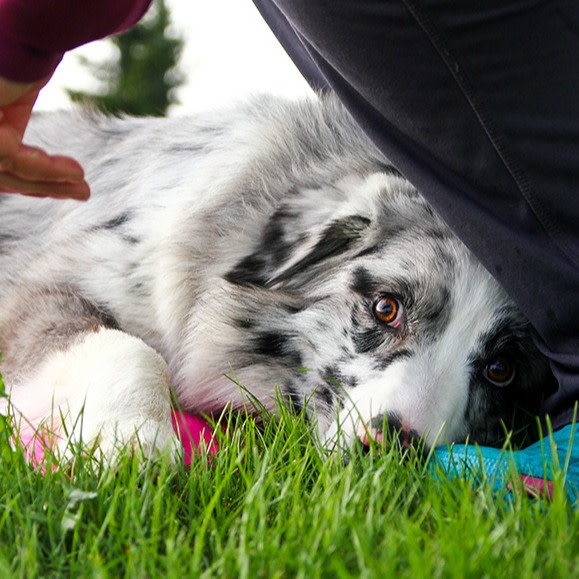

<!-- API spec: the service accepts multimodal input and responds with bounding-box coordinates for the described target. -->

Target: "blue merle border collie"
[0,94,555,460]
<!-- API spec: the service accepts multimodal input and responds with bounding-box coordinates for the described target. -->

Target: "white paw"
[6,328,179,464]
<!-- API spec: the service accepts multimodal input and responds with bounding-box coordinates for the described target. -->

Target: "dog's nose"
[357,413,424,457]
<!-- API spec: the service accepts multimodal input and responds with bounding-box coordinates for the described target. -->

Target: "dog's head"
[190,172,555,453]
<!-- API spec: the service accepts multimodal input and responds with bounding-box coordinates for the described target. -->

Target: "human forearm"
[0,0,152,82]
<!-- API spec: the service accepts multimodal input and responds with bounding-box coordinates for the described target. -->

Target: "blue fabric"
[430,424,579,503]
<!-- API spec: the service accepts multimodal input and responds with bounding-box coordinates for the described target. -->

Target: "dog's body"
[0,95,554,458]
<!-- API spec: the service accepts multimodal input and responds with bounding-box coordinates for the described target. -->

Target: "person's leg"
[253,0,579,425]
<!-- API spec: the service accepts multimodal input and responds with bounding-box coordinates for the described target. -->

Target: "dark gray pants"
[253,0,579,426]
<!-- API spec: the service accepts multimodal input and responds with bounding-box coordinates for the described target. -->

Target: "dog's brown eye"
[483,357,515,387]
[373,296,403,327]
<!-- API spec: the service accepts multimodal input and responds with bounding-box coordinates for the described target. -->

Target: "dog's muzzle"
[357,412,427,460]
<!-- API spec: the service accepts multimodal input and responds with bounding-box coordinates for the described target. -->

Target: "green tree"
[68,0,184,116]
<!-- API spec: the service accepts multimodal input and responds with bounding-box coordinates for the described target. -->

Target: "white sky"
[35,0,312,115]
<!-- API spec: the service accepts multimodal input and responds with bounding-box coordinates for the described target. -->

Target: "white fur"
[5,329,177,461]
[0,95,551,461]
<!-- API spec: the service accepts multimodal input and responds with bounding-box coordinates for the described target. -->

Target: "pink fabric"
[14,417,60,473]
[518,475,554,500]
[15,410,217,468]
[171,411,219,466]
[507,475,554,500]
[0,0,152,82]
[19,424,53,466]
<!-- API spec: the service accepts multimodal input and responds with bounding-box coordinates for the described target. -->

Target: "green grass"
[1,397,579,578]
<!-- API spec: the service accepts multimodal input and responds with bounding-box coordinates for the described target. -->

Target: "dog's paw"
[5,328,179,465]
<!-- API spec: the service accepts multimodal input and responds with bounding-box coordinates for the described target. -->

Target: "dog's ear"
[225,213,371,288]
[269,214,371,285]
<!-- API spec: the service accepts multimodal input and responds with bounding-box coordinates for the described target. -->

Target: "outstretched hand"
[0,76,90,200]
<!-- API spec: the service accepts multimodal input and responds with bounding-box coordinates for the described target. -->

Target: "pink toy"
[19,420,53,467]
[16,410,217,468]
[171,411,219,465]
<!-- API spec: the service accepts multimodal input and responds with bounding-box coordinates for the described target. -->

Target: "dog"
[0,94,555,460]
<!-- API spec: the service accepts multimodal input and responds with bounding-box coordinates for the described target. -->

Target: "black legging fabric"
[253,0,579,426]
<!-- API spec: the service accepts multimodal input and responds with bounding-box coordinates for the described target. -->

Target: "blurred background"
[35,0,312,115]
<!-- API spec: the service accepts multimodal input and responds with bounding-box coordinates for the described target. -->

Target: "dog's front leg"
[0,289,178,463]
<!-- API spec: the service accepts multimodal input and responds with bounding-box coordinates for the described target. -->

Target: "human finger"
[0,171,90,200]
[4,144,86,183]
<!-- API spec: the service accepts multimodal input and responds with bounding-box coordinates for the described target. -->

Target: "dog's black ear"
[270,214,371,285]
[225,214,371,288]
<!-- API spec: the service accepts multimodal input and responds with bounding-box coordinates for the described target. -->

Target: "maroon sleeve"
[0,0,153,83]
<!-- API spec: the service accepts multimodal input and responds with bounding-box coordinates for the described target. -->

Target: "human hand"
[0,76,90,200]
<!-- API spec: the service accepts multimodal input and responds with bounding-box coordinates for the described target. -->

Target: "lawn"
[1,392,579,577]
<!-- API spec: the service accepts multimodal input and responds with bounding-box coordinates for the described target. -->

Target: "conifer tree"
[68,0,184,116]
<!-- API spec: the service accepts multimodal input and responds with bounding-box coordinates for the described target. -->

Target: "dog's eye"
[373,296,403,327]
[483,357,516,387]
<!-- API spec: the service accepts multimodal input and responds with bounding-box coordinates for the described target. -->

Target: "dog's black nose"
[357,413,426,459]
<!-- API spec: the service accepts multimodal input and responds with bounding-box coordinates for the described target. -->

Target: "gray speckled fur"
[0,94,554,453]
